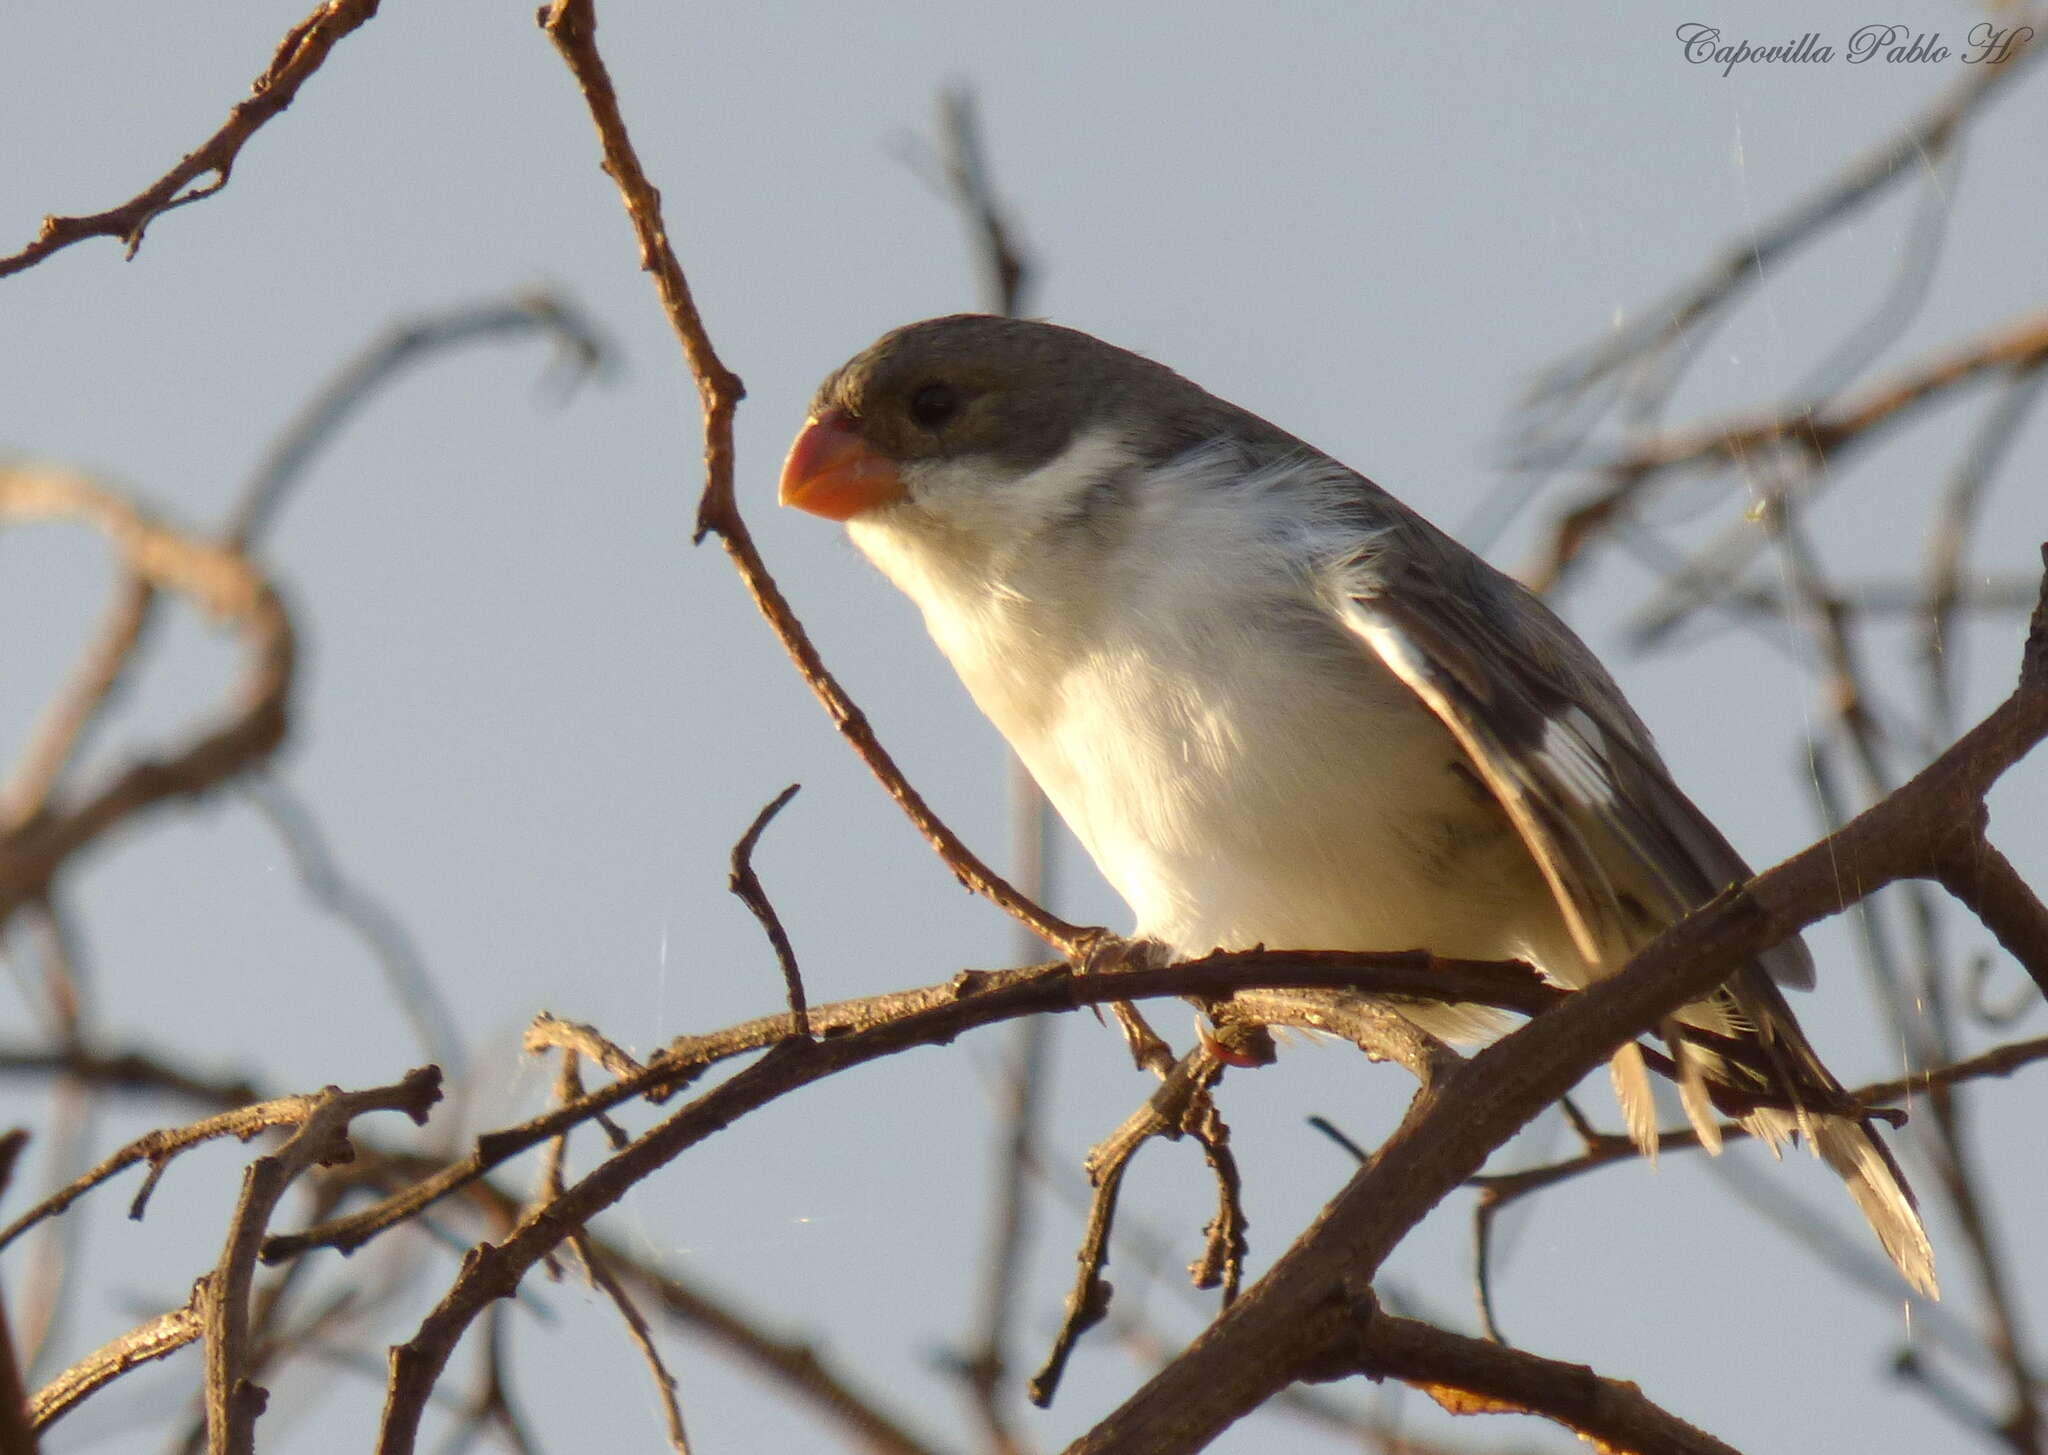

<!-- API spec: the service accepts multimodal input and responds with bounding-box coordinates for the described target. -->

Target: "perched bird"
[778,313,1935,1296]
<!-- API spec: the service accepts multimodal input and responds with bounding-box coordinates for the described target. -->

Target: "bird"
[777,312,1935,1297]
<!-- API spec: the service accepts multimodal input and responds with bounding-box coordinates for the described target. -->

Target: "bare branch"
[1536,306,2048,599]
[29,1305,204,1433]
[244,776,467,1075]
[0,0,385,278]
[935,87,1034,319]
[0,1082,424,1254]
[1934,835,2048,1004]
[726,784,810,1038]
[536,0,1090,960]
[1333,1291,1745,1455]
[566,1238,693,1453]
[522,1012,646,1083]
[0,467,294,932]
[199,1069,441,1452]
[929,84,1051,1452]
[1030,1044,1233,1409]
[228,289,608,548]
[275,952,1549,1267]
[0,1131,35,1455]
[0,576,153,833]
[1521,23,2039,415]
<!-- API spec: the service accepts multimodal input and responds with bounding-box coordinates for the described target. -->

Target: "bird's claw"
[1197,1017,1275,1068]
[1070,930,1168,977]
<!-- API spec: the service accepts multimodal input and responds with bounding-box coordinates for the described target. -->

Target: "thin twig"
[566,1237,693,1453]
[1521,22,2038,413]
[0,577,154,833]
[199,1069,442,1453]
[0,1040,935,1453]
[1183,1088,1247,1303]
[1029,1045,1226,1408]
[228,289,607,548]
[279,951,1553,1267]
[727,784,809,1038]
[0,0,385,277]
[244,776,466,1076]
[1922,371,2048,735]
[0,1132,34,1455]
[523,1012,646,1082]
[1544,306,2048,602]
[537,0,1090,960]
[28,1306,205,1432]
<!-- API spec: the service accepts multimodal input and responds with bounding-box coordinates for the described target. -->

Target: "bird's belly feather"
[960,618,1541,964]
[854,477,1560,969]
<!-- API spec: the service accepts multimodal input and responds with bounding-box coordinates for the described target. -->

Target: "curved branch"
[0,467,294,931]
[228,288,606,548]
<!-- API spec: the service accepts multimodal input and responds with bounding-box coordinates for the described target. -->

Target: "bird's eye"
[907,382,960,430]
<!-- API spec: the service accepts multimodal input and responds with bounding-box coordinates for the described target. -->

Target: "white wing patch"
[1331,592,1621,970]
[1540,710,1618,811]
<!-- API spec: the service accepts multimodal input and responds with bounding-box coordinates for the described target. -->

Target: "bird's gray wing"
[1235,450,1927,1292]
[1323,492,1815,991]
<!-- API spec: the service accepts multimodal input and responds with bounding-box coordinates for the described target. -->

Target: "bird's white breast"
[850,438,1538,966]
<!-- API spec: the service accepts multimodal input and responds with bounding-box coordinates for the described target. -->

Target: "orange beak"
[778,411,906,521]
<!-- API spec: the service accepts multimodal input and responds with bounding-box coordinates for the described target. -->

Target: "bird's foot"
[1196,1016,1275,1069]
[1068,929,1170,976]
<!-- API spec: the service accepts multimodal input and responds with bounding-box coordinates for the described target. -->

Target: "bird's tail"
[1617,973,1937,1299]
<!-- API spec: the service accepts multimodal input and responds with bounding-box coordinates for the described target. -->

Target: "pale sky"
[3,2,2045,1451]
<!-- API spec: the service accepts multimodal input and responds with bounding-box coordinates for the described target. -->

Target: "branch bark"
[0,0,384,278]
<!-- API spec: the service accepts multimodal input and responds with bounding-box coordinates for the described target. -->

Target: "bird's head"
[778,314,1224,524]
